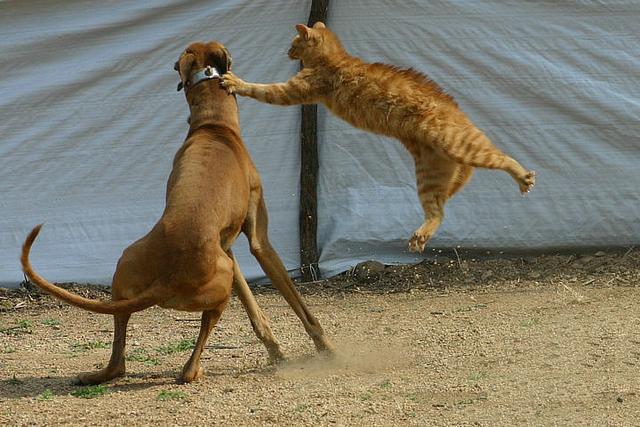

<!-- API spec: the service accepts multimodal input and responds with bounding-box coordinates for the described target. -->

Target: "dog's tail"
[21,224,161,315]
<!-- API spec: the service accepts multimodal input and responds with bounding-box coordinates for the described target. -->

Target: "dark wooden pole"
[299,0,329,282]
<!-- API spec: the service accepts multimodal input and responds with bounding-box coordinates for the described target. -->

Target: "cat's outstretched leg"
[429,123,535,194]
[409,146,460,253]
[221,70,319,106]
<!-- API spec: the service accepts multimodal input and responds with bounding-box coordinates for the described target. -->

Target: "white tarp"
[1,1,639,287]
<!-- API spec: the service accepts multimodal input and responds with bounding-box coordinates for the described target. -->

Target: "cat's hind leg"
[408,146,459,253]
[448,164,474,198]
[431,123,535,194]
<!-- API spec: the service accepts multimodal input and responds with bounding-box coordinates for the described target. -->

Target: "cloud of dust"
[275,337,411,379]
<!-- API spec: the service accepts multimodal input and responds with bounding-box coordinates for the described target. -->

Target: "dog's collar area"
[177,66,220,92]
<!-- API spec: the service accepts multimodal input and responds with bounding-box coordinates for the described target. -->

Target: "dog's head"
[175,41,232,92]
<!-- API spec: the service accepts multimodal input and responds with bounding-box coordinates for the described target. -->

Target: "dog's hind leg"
[76,313,130,385]
[230,250,285,363]
[179,302,228,383]
[244,193,334,354]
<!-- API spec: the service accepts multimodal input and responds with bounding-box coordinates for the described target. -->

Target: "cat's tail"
[21,224,161,314]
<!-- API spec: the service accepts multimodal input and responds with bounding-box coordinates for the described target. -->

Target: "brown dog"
[21,41,334,384]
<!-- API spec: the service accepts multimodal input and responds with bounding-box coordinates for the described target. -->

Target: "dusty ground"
[1,250,639,426]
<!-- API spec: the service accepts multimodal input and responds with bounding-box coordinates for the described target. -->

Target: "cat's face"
[288,22,327,61]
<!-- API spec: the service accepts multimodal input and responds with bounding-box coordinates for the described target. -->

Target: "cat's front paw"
[220,72,245,95]
[518,170,536,194]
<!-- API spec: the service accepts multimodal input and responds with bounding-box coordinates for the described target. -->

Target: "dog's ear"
[208,47,232,74]
[222,47,232,72]
[174,60,183,90]
[176,52,195,91]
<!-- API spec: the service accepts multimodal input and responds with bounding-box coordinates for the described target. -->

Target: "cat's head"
[288,22,342,63]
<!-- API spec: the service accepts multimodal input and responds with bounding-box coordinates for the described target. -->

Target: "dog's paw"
[179,366,204,383]
[220,72,245,95]
[75,366,124,385]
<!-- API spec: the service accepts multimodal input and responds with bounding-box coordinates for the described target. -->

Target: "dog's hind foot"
[179,366,204,384]
[314,336,336,356]
[76,365,125,385]
[267,347,286,364]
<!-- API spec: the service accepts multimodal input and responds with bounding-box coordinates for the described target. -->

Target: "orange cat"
[221,22,535,252]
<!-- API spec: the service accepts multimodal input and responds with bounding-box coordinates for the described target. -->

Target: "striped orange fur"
[222,22,535,252]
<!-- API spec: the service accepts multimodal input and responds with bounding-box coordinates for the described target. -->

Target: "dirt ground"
[1,250,639,426]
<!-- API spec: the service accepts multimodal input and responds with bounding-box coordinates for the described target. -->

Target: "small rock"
[353,260,385,284]
[594,251,606,257]
[580,256,594,264]
[433,256,452,265]
[527,271,542,279]
[481,270,494,280]
[617,395,624,403]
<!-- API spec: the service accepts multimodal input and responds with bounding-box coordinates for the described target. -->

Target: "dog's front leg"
[230,251,285,363]
[245,195,335,354]
[76,313,130,385]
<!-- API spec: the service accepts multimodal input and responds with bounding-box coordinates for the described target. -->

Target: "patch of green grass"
[38,389,54,401]
[406,392,419,402]
[156,338,195,355]
[18,320,33,329]
[360,392,372,401]
[41,319,60,327]
[2,345,16,354]
[378,379,392,389]
[456,392,488,406]
[156,390,187,401]
[468,371,488,382]
[8,375,23,385]
[294,403,310,413]
[1,319,33,336]
[71,340,109,353]
[126,348,160,366]
[520,318,539,328]
[71,385,108,399]
[454,303,488,313]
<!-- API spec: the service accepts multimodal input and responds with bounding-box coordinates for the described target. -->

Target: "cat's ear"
[312,21,326,29]
[295,24,310,40]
